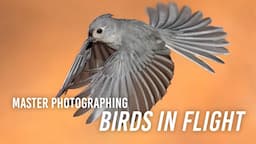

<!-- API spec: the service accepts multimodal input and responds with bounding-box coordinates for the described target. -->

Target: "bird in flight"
[56,2,229,124]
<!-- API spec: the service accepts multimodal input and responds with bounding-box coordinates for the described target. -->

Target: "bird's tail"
[147,3,229,73]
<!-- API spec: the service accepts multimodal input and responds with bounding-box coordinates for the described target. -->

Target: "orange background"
[1,0,256,144]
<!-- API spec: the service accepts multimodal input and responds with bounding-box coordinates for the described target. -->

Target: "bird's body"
[56,3,228,124]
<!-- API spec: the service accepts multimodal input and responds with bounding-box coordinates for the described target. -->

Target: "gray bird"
[56,2,229,124]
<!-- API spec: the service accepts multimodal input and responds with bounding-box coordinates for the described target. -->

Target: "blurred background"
[0,0,256,144]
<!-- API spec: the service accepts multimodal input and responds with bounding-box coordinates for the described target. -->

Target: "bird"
[56,2,229,124]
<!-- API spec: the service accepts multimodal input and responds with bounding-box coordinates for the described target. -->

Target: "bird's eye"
[96,28,103,34]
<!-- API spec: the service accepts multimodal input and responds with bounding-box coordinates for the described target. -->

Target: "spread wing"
[74,48,174,124]
[56,39,115,97]
[147,3,229,73]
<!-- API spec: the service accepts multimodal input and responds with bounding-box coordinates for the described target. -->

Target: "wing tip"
[208,68,215,74]
[55,89,66,98]
[86,119,92,124]
[73,110,81,117]
[86,114,97,124]
[73,107,90,117]
[146,7,155,13]
[182,5,192,11]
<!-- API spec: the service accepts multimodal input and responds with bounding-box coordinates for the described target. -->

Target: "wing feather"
[169,6,192,29]
[56,41,115,97]
[147,3,229,72]
[162,3,179,28]
[77,49,174,123]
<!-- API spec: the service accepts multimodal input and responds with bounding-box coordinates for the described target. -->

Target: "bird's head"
[88,14,121,48]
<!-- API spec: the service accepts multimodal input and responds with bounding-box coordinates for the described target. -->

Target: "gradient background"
[1,0,256,144]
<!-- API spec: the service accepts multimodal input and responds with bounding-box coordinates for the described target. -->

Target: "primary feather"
[147,3,229,73]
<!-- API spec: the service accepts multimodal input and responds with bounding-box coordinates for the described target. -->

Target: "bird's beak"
[84,37,94,50]
[88,29,95,43]
[88,36,94,43]
[88,36,98,43]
